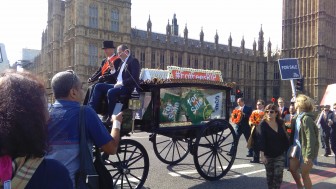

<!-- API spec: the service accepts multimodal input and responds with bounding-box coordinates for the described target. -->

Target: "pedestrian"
[288,94,319,189]
[89,44,140,125]
[278,97,289,119]
[0,70,73,189]
[83,40,122,106]
[46,70,123,187]
[228,98,253,157]
[284,104,296,122]
[257,104,289,189]
[331,103,336,166]
[318,105,334,156]
[248,99,265,163]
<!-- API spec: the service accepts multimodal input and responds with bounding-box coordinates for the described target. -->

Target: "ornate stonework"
[32,0,282,105]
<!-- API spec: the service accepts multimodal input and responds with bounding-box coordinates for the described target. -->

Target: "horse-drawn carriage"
[100,67,238,188]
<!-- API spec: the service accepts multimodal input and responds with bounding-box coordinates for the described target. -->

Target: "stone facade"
[32,0,281,105]
[282,0,336,102]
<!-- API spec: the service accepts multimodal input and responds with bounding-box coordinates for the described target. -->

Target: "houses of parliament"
[31,0,336,105]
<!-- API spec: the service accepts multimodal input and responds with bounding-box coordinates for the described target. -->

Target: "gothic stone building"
[33,0,281,105]
[282,0,336,102]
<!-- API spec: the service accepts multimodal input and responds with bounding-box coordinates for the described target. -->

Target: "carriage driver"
[88,44,140,125]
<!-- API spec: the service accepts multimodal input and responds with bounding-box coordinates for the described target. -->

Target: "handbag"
[76,106,113,189]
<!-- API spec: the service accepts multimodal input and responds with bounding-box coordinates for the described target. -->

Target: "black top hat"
[102,41,115,49]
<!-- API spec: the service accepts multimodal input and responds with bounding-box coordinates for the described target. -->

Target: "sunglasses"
[265,110,276,114]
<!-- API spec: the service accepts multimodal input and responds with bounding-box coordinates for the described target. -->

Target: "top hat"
[102,41,115,49]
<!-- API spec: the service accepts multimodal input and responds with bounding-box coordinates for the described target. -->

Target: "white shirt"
[116,56,129,85]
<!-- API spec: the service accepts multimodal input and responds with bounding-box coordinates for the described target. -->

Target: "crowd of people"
[231,94,336,189]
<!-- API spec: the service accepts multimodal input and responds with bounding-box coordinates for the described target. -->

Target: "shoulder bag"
[76,106,113,189]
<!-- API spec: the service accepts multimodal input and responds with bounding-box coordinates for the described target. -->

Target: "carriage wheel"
[152,133,190,165]
[103,139,149,189]
[193,119,237,181]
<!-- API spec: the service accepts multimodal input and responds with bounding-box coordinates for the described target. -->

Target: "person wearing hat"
[89,44,140,125]
[83,40,122,105]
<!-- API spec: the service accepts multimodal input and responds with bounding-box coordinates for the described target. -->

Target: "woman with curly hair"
[288,94,319,189]
[0,70,73,189]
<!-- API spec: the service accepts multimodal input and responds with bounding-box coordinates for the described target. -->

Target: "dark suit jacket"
[320,110,334,131]
[279,107,289,119]
[111,55,140,90]
[89,57,122,84]
[237,105,253,127]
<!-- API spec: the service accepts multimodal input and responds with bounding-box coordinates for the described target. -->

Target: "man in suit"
[83,40,121,105]
[228,98,253,157]
[89,44,140,123]
[319,105,334,156]
[278,97,289,119]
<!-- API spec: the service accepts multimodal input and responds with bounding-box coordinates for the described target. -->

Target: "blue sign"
[278,58,301,80]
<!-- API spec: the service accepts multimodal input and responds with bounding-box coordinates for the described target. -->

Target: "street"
[117,131,336,189]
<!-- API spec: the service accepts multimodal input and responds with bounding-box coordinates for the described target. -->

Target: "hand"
[261,156,268,164]
[304,158,312,165]
[328,119,333,126]
[114,83,123,88]
[98,76,105,82]
[112,112,123,124]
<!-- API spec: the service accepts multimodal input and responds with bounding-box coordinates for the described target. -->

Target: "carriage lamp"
[129,88,141,132]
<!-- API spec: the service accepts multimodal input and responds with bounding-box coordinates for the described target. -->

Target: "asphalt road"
[114,131,336,189]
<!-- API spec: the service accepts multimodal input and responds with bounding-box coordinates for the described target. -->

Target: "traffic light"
[296,78,303,91]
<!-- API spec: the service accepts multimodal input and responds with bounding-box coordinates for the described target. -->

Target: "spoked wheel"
[152,133,190,165]
[103,139,149,189]
[193,119,237,181]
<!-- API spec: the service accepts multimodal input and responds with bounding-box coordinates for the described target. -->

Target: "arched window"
[111,9,119,32]
[89,4,98,28]
[88,43,98,66]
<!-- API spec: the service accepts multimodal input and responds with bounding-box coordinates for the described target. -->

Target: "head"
[117,44,130,62]
[289,104,295,114]
[294,94,314,113]
[256,99,265,111]
[264,104,280,121]
[324,105,330,111]
[277,97,285,107]
[237,98,245,107]
[0,70,48,157]
[51,70,83,102]
[333,103,336,111]
[102,40,115,57]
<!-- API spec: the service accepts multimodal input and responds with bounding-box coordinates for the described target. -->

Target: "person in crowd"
[288,94,319,189]
[331,103,336,166]
[315,105,325,149]
[228,98,253,157]
[278,97,289,119]
[248,99,265,163]
[83,40,122,105]
[0,70,73,189]
[89,44,140,124]
[318,105,334,157]
[46,70,123,187]
[284,104,296,122]
[257,104,289,189]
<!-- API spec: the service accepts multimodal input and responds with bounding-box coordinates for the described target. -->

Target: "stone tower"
[282,0,336,102]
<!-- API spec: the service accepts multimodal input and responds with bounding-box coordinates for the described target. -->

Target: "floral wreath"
[231,109,243,124]
[249,111,264,126]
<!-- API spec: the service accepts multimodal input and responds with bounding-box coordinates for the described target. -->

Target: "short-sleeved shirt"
[45,100,112,186]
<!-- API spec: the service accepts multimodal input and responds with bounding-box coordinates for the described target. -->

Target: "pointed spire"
[214,30,219,44]
[184,23,188,39]
[241,36,245,54]
[147,15,152,33]
[200,27,204,43]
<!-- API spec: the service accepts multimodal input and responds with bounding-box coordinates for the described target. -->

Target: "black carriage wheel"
[152,133,190,165]
[103,139,149,189]
[193,119,237,181]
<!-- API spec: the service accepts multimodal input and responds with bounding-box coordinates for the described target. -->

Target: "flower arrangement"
[231,109,243,124]
[249,111,265,126]
[285,122,292,135]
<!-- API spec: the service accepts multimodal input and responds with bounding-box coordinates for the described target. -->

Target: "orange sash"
[101,56,120,75]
